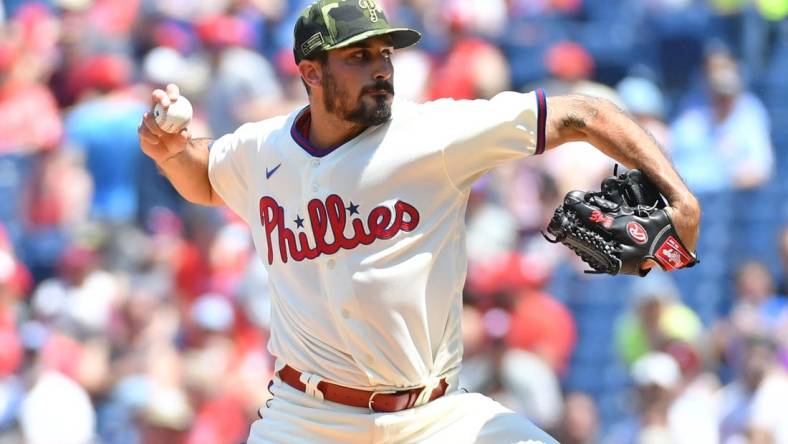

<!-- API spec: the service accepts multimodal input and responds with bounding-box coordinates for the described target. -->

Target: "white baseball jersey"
[208,89,547,391]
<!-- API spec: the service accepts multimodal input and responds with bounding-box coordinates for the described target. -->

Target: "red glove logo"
[589,210,614,229]
[626,222,648,245]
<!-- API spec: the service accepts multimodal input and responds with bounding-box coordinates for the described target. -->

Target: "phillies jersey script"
[208,90,546,391]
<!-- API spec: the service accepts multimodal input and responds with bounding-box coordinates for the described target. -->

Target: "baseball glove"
[543,167,698,276]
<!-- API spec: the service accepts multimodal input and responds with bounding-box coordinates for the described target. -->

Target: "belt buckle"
[368,389,397,413]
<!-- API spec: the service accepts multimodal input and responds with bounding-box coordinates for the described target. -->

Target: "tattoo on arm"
[560,95,602,130]
[561,114,587,129]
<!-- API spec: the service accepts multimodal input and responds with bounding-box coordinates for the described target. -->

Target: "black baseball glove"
[543,167,698,276]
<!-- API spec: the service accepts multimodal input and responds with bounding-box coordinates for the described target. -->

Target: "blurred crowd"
[0,0,787,443]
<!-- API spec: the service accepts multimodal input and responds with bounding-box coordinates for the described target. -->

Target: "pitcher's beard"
[322,72,393,127]
[345,95,392,126]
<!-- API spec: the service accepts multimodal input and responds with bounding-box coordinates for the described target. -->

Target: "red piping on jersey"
[535,88,547,155]
[290,107,345,158]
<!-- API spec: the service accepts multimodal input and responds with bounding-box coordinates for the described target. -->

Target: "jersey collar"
[290,106,347,158]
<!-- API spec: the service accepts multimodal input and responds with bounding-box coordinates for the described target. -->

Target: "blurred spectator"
[141,46,211,102]
[0,66,63,153]
[186,395,248,444]
[0,3,63,153]
[755,0,788,20]
[663,341,720,444]
[506,290,576,374]
[499,348,564,429]
[544,41,595,85]
[0,5,65,263]
[537,42,622,201]
[465,252,550,310]
[463,253,571,429]
[0,225,32,302]
[440,0,508,38]
[464,182,520,260]
[616,74,671,150]
[426,4,510,101]
[236,255,273,330]
[182,291,271,436]
[670,44,773,192]
[457,304,494,394]
[31,245,121,335]
[0,243,24,414]
[16,145,92,281]
[718,335,788,444]
[730,261,787,331]
[552,392,600,444]
[776,226,788,295]
[392,48,432,102]
[205,222,253,296]
[20,371,96,444]
[199,14,295,136]
[713,261,788,372]
[492,276,576,429]
[491,162,561,252]
[24,149,92,229]
[605,352,683,444]
[63,53,147,223]
[615,272,703,367]
[139,384,193,444]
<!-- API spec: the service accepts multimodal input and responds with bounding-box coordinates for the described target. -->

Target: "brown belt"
[277,365,449,413]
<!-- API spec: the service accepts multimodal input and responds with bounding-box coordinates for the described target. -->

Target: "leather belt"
[277,365,449,413]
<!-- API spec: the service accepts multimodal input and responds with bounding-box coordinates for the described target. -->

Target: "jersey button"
[312,184,319,193]
[341,308,350,318]
[312,159,320,167]
[327,259,335,269]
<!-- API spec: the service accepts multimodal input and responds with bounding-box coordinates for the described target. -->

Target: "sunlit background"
[1,0,787,443]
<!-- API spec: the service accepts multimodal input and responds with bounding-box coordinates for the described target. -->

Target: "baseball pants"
[246,376,560,444]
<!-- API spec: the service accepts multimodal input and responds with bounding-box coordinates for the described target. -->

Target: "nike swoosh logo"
[266,163,282,179]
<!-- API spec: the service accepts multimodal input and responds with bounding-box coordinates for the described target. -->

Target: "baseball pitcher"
[137,1,701,443]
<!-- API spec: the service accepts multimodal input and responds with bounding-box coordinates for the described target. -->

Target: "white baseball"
[154,96,193,133]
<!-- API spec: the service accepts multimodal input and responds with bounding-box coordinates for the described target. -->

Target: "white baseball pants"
[246,377,559,444]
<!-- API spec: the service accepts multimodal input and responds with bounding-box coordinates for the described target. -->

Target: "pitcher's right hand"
[138,84,191,165]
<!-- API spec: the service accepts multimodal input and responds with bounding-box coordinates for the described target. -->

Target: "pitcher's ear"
[299,60,323,90]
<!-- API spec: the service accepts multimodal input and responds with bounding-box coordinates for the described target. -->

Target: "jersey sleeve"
[438,89,546,191]
[208,124,254,225]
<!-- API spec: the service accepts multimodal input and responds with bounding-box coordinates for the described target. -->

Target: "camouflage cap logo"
[358,0,383,23]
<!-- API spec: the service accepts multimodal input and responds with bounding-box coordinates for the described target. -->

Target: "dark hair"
[703,38,734,60]
[300,50,329,95]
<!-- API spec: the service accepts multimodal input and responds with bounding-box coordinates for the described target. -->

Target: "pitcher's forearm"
[588,103,699,217]
[157,138,223,206]
[546,95,698,211]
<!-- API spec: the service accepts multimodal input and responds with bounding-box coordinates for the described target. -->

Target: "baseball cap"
[293,0,421,63]
[631,352,680,389]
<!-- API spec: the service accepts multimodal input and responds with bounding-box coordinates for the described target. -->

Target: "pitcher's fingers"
[138,124,162,145]
[178,128,191,142]
[640,259,658,271]
[165,84,180,102]
[138,128,161,145]
[152,89,171,108]
[142,112,165,137]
